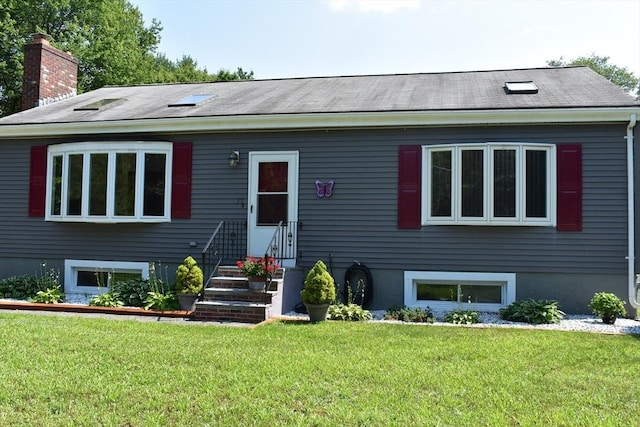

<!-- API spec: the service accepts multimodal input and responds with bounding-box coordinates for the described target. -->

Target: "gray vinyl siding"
[0,123,630,281]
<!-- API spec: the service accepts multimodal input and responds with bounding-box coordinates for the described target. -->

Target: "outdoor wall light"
[228,150,240,167]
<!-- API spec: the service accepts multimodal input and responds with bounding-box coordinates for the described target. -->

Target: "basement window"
[64,259,149,296]
[74,98,124,111]
[404,271,516,312]
[168,94,213,107]
[505,81,538,94]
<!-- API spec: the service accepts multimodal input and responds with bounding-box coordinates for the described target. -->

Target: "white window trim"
[422,143,556,226]
[404,271,516,312]
[46,141,173,223]
[64,259,150,296]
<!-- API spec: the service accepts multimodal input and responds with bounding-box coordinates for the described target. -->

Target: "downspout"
[627,113,638,310]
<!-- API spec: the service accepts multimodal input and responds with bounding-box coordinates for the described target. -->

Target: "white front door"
[247,151,299,265]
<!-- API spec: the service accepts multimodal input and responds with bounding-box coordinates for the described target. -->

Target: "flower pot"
[248,277,266,292]
[601,314,617,325]
[305,303,330,323]
[177,294,198,311]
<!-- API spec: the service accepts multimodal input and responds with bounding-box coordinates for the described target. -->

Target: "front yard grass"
[0,313,638,426]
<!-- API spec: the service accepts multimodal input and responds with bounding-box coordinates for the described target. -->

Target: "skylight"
[505,81,538,94]
[168,94,213,107]
[74,98,123,111]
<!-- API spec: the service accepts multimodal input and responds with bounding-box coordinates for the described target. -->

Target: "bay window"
[46,142,172,222]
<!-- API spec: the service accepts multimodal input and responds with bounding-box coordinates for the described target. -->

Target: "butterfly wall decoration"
[315,180,334,198]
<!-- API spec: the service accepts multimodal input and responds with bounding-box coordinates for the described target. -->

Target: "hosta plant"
[31,286,64,304]
[444,309,480,325]
[499,299,564,324]
[328,303,372,321]
[89,292,124,308]
[384,305,435,323]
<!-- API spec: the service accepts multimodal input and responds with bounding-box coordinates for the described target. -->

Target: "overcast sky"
[131,0,640,80]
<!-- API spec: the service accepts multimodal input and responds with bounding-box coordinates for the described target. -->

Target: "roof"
[0,67,638,136]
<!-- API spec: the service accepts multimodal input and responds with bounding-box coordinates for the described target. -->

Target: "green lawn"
[0,313,638,426]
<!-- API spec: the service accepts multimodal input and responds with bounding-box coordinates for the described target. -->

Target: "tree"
[547,54,639,97]
[0,0,252,117]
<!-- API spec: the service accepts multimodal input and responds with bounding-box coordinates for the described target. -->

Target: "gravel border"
[284,310,640,335]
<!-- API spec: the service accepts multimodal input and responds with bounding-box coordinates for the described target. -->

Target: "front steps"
[193,266,284,324]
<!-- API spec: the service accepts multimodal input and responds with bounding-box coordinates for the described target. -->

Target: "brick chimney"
[21,33,78,111]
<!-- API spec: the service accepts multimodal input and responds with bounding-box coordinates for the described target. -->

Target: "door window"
[257,162,288,225]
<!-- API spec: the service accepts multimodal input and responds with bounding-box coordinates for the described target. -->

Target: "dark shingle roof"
[1,67,638,125]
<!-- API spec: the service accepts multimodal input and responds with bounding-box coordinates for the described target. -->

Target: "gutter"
[627,113,638,310]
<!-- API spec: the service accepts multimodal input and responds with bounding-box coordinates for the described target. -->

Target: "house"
[1,35,639,319]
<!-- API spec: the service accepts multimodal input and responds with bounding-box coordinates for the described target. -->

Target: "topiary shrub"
[300,260,336,305]
[499,299,564,324]
[175,256,203,295]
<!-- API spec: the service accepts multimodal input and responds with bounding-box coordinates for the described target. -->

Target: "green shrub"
[144,292,178,311]
[329,303,372,321]
[499,299,564,324]
[89,292,124,308]
[31,286,64,304]
[588,292,627,321]
[110,279,155,307]
[301,260,336,305]
[0,265,60,300]
[384,305,435,323]
[175,256,203,295]
[444,310,480,325]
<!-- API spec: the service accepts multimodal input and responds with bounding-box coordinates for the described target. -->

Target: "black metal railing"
[201,220,247,282]
[265,221,300,265]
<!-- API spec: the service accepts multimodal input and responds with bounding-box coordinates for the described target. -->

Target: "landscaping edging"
[0,300,194,318]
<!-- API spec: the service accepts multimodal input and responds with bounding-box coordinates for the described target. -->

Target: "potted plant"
[588,292,627,324]
[175,256,203,311]
[301,260,336,322]
[236,255,279,291]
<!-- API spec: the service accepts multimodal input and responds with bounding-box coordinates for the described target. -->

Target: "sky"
[131,0,640,80]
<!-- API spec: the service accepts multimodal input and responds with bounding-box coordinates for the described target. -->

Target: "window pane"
[259,162,288,192]
[89,153,108,216]
[115,153,136,216]
[76,270,107,287]
[430,151,452,217]
[67,154,83,215]
[460,285,502,304]
[51,155,63,215]
[143,153,166,216]
[526,150,547,218]
[417,283,457,301]
[493,150,516,217]
[257,194,287,225]
[461,150,483,217]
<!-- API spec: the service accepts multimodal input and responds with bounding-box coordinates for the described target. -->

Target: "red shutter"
[28,145,47,217]
[398,145,422,229]
[171,142,192,219]
[556,144,582,231]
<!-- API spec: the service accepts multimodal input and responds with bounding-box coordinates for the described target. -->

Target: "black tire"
[343,262,373,308]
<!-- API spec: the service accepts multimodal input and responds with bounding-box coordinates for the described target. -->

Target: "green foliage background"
[0,0,253,117]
